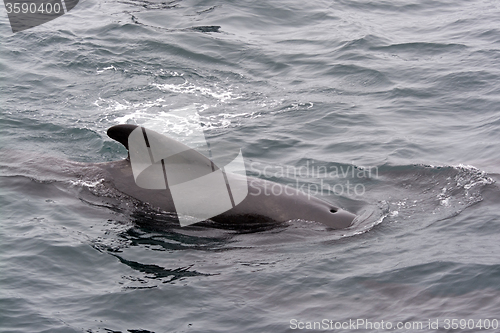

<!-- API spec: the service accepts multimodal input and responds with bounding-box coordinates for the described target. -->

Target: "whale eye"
[330,208,338,213]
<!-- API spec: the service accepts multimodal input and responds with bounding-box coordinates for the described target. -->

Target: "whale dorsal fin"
[107,124,217,186]
[107,124,138,150]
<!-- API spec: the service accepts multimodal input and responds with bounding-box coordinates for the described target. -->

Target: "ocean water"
[1,0,500,332]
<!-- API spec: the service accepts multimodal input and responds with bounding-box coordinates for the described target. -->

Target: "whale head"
[309,204,356,229]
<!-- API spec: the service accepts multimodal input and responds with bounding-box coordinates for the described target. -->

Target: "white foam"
[152,82,238,103]
[69,178,105,188]
[96,65,117,73]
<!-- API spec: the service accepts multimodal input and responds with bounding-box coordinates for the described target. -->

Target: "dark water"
[1,0,500,332]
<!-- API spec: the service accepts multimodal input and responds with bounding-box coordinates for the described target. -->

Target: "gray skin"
[105,124,356,229]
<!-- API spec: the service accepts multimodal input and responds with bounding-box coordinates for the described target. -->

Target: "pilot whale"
[101,124,356,229]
